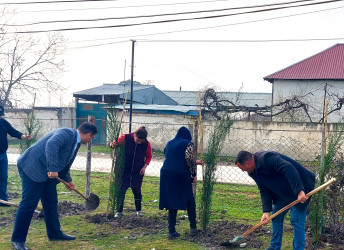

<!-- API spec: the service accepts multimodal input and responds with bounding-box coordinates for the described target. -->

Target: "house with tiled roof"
[264,44,344,123]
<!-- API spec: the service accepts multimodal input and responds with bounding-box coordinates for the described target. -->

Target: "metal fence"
[6,117,344,229]
[7,118,325,187]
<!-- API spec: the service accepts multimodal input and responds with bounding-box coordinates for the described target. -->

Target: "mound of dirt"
[0,209,16,227]
[305,227,344,250]
[187,220,265,249]
[85,213,167,235]
[7,192,19,199]
[86,214,265,249]
[57,201,88,217]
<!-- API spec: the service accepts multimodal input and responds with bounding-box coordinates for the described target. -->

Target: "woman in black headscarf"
[159,127,204,240]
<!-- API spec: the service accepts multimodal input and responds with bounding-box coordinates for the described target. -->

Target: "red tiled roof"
[264,44,344,83]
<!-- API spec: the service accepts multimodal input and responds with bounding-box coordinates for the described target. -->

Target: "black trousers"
[118,173,143,212]
[168,198,197,233]
[117,185,142,212]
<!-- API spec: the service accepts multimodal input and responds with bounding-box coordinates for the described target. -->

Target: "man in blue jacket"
[235,151,315,250]
[0,105,32,204]
[11,122,97,250]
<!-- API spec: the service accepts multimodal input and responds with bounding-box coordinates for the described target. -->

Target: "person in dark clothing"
[11,122,97,250]
[235,151,315,250]
[0,105,32,204]
[159,126,204,240]
[110,126,152,218]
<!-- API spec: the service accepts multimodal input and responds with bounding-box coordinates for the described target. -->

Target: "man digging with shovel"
[11,122,97,250]
[235,151,315,250]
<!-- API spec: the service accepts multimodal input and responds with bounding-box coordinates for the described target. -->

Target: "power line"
[64,5,344,45]
[5,0,343,34]
[67,37,344,50]
[136,38,344,43]
[3,0,120,5]
[9,0,321,27]
[68,39,128,49]
[15,0,233,13]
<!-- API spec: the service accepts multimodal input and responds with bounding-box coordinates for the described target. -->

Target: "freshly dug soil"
[86,213,265,249]
[85,212,344,249]
[2,198,343,249]
[85,212,167,236]
[57,201,88,216]
[188,220,265,249]
[305,226,344,250]
[0,209,16,227]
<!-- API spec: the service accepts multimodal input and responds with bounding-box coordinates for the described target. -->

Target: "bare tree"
[0,9,66,107]
[203,88,313,122]
[203,88,344,123]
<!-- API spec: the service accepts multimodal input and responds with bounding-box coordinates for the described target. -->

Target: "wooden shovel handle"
[241,178,336,238]
[55,176,88,201]
[0,199,41,214]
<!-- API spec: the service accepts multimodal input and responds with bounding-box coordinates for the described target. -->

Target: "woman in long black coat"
[159,126,203,240]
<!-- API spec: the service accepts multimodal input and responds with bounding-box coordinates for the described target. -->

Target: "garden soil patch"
[2,199,344,249]
[85,212,167,237]
[57,201,88,216]
[85,213,344,250]
[0,200,88,227]
[305,227,344,250]
[188,220,265,249]
[85,214,266,249]
[0,209,16,227]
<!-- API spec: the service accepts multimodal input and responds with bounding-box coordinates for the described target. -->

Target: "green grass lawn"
[0,164,296,250]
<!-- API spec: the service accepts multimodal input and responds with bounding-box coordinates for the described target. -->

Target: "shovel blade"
[86,193,100,210]
[220,241,234,246]
[220,236,241,247]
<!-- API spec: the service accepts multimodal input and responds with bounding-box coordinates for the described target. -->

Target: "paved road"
[7,153,255,185]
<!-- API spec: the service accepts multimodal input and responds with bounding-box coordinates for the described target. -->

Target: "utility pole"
[123,59,126,82]
[129,40,135,133]
[320,83,328,170]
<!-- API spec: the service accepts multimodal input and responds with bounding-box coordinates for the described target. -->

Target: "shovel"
[221,178,336,247]
[0,199,42,217]
[55,176,100,211]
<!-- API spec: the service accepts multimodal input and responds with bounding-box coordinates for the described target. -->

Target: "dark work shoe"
[49,233,76,241]
[11,241,28,250]
[168,232,180,240]
[190,228,199,236]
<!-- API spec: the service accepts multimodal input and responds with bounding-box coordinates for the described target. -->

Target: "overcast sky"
[5,0,344,106]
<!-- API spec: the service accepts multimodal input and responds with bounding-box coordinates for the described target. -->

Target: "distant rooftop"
[73,81,271,108]
[73,81,177,105]
[264,43,344,82]
[163,90,271,107]
[114,103,198,116]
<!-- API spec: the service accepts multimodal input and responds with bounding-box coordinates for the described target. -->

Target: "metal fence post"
[193,120,198,198]
[85,115,92,197]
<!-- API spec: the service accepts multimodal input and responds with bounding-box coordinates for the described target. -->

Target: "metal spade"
[55,176,100,211]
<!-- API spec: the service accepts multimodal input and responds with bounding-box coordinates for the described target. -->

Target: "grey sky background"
[6,0,344,106]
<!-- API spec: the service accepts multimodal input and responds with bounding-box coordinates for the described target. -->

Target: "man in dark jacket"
[235,151,315,250]
[11,122,97,250]
[0,105,32,204]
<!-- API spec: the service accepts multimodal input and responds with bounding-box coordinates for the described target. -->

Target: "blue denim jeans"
[269,203,307,250]
[0,153,8,201]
